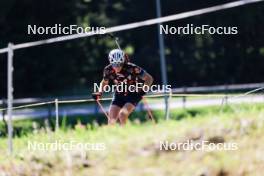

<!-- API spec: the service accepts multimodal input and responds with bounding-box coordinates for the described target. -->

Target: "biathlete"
[93,49,153,125]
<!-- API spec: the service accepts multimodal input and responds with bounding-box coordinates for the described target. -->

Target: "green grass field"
[0,103,264,176]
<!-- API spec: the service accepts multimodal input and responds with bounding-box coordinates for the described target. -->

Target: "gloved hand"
[92,92,102,100]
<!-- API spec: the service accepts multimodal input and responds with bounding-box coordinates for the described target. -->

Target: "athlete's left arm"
[135,65,154,87]
[141,72,153,87]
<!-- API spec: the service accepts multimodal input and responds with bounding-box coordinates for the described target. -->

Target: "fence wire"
[0,86,263,112]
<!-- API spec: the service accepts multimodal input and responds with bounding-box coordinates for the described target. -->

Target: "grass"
[0,103,264,175]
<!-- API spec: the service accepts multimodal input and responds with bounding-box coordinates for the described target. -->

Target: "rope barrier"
[0,86,263,112]
[231,87,264,99]
[0,101,55,111]
[58,97,113,104]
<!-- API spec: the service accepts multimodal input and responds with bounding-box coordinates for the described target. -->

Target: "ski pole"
[95,99,110,122]
[108,33,121,50]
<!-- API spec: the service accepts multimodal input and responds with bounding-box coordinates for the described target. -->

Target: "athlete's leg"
[117,103,136,125]
[108,104,121,125]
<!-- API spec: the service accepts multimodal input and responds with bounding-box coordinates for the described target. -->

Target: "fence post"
[1,99,5,121]
[167,89,172,119]
[7,43,14,155]
[164,95,169,120]
[55,99,59,131]
[224,84,229,104]
[2,99,8,136]
[182,87,187,109]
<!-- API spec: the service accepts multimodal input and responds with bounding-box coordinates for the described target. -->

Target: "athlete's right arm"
[97,65,112,95]
[92,79,108,100]
[99,79,109,94]
[100,66,112,93]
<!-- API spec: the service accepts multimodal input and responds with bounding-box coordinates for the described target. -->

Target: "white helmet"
[108,49,125,65]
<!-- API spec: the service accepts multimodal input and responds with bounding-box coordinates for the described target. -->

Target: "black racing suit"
[103,62,147,107]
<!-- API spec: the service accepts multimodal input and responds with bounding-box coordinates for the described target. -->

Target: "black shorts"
[111,93,143,108]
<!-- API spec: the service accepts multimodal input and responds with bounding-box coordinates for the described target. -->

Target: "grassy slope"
[0,104,264,176]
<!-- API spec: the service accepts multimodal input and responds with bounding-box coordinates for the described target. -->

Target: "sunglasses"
[111,63,123,67]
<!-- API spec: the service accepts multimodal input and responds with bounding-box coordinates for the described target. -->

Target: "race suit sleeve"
[134,65,146,79]
[103,67,111,81]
